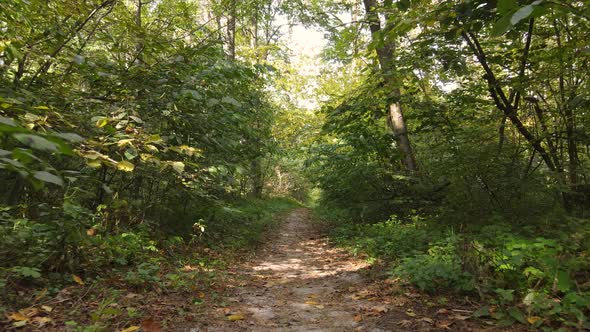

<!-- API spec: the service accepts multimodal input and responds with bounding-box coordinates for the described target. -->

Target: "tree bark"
[227,0,236,60]
[136,0,144,64]
[362,0,417,172]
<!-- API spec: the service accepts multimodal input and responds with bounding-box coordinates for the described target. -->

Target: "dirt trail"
[185,208,510,332]
[189,208,382,331]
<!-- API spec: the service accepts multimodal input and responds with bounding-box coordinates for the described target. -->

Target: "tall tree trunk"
[227,0,236,60]
[135,0,144,64]
[388,101,417,171]
[362,0,417,172]
[555,20,578,186]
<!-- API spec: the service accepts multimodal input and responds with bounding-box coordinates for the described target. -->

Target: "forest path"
[187,208,386,331]
[183,208,510,332]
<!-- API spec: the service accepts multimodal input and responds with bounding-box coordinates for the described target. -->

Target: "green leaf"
[492,10,516,36]
[0,116,16,127]
[129,116,143,124]
[497,0,517,16]
[124,148,138,160]
[13,134,59,152]
[473,306,490,318]
[34,171,64,186]
[117,161,135,172]
[53,133,84,143]
[510,5,534,25]
[396,0,410,11]
[507,307,526,324]
[556,270,572,292]
[181,89,203,100]
[221,96,241,107]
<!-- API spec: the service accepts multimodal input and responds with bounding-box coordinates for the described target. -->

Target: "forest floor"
[178,208,519,332]
[4,208,525,331]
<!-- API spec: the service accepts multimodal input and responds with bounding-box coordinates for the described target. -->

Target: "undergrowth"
[0,197,299,330]
[316,206,590,331]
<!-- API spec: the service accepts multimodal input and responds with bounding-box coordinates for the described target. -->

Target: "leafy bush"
[330,216,437,259]
[323,207,590,329]
[393,235,474,292]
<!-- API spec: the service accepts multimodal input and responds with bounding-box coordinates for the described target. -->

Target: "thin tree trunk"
[136,0,144,64]
[555,20,578,186]
[227,0,236,60]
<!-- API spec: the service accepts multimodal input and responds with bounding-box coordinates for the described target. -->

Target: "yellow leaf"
[96,118,108,128]
[8,312,28,321]
[117,161,135,172]
[117,139,135,147]
[20,307,39,317]
[72,275,84,285]
[87,228,96,236]
[405,309,416,317]
[304,300,319,305]
[171,161,185,174]
[527,316,542,324]
[32,316,52,326]
[120,326,141,332]
[146,134,161,143]
[145,145,159,152]
[12,320,27,328]
[41,305,53,313]
[227,314,245,321]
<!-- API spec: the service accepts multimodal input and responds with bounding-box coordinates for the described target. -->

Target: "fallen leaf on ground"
[8,312,28,321]
[436,320,454,329]
[304,300,319,305]
[354,314,363,322]
[72,275,84,285]
[372,305,388,313]
[41,305,53,312]
[384,278,400,284]
[120,326,140,332]
[32,316,52,326]
[21,307,40,317]
[352,290,371,300]
[398,319,412,327]
[227,314,245,321]
[406,309,416,317]
[12,320,27,328]
[141,319,162,332]
[453,314,470,321]
[527,316,542,324]
[420,317,434,324]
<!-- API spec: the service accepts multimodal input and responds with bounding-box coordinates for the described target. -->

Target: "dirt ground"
[180,208,518,332]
